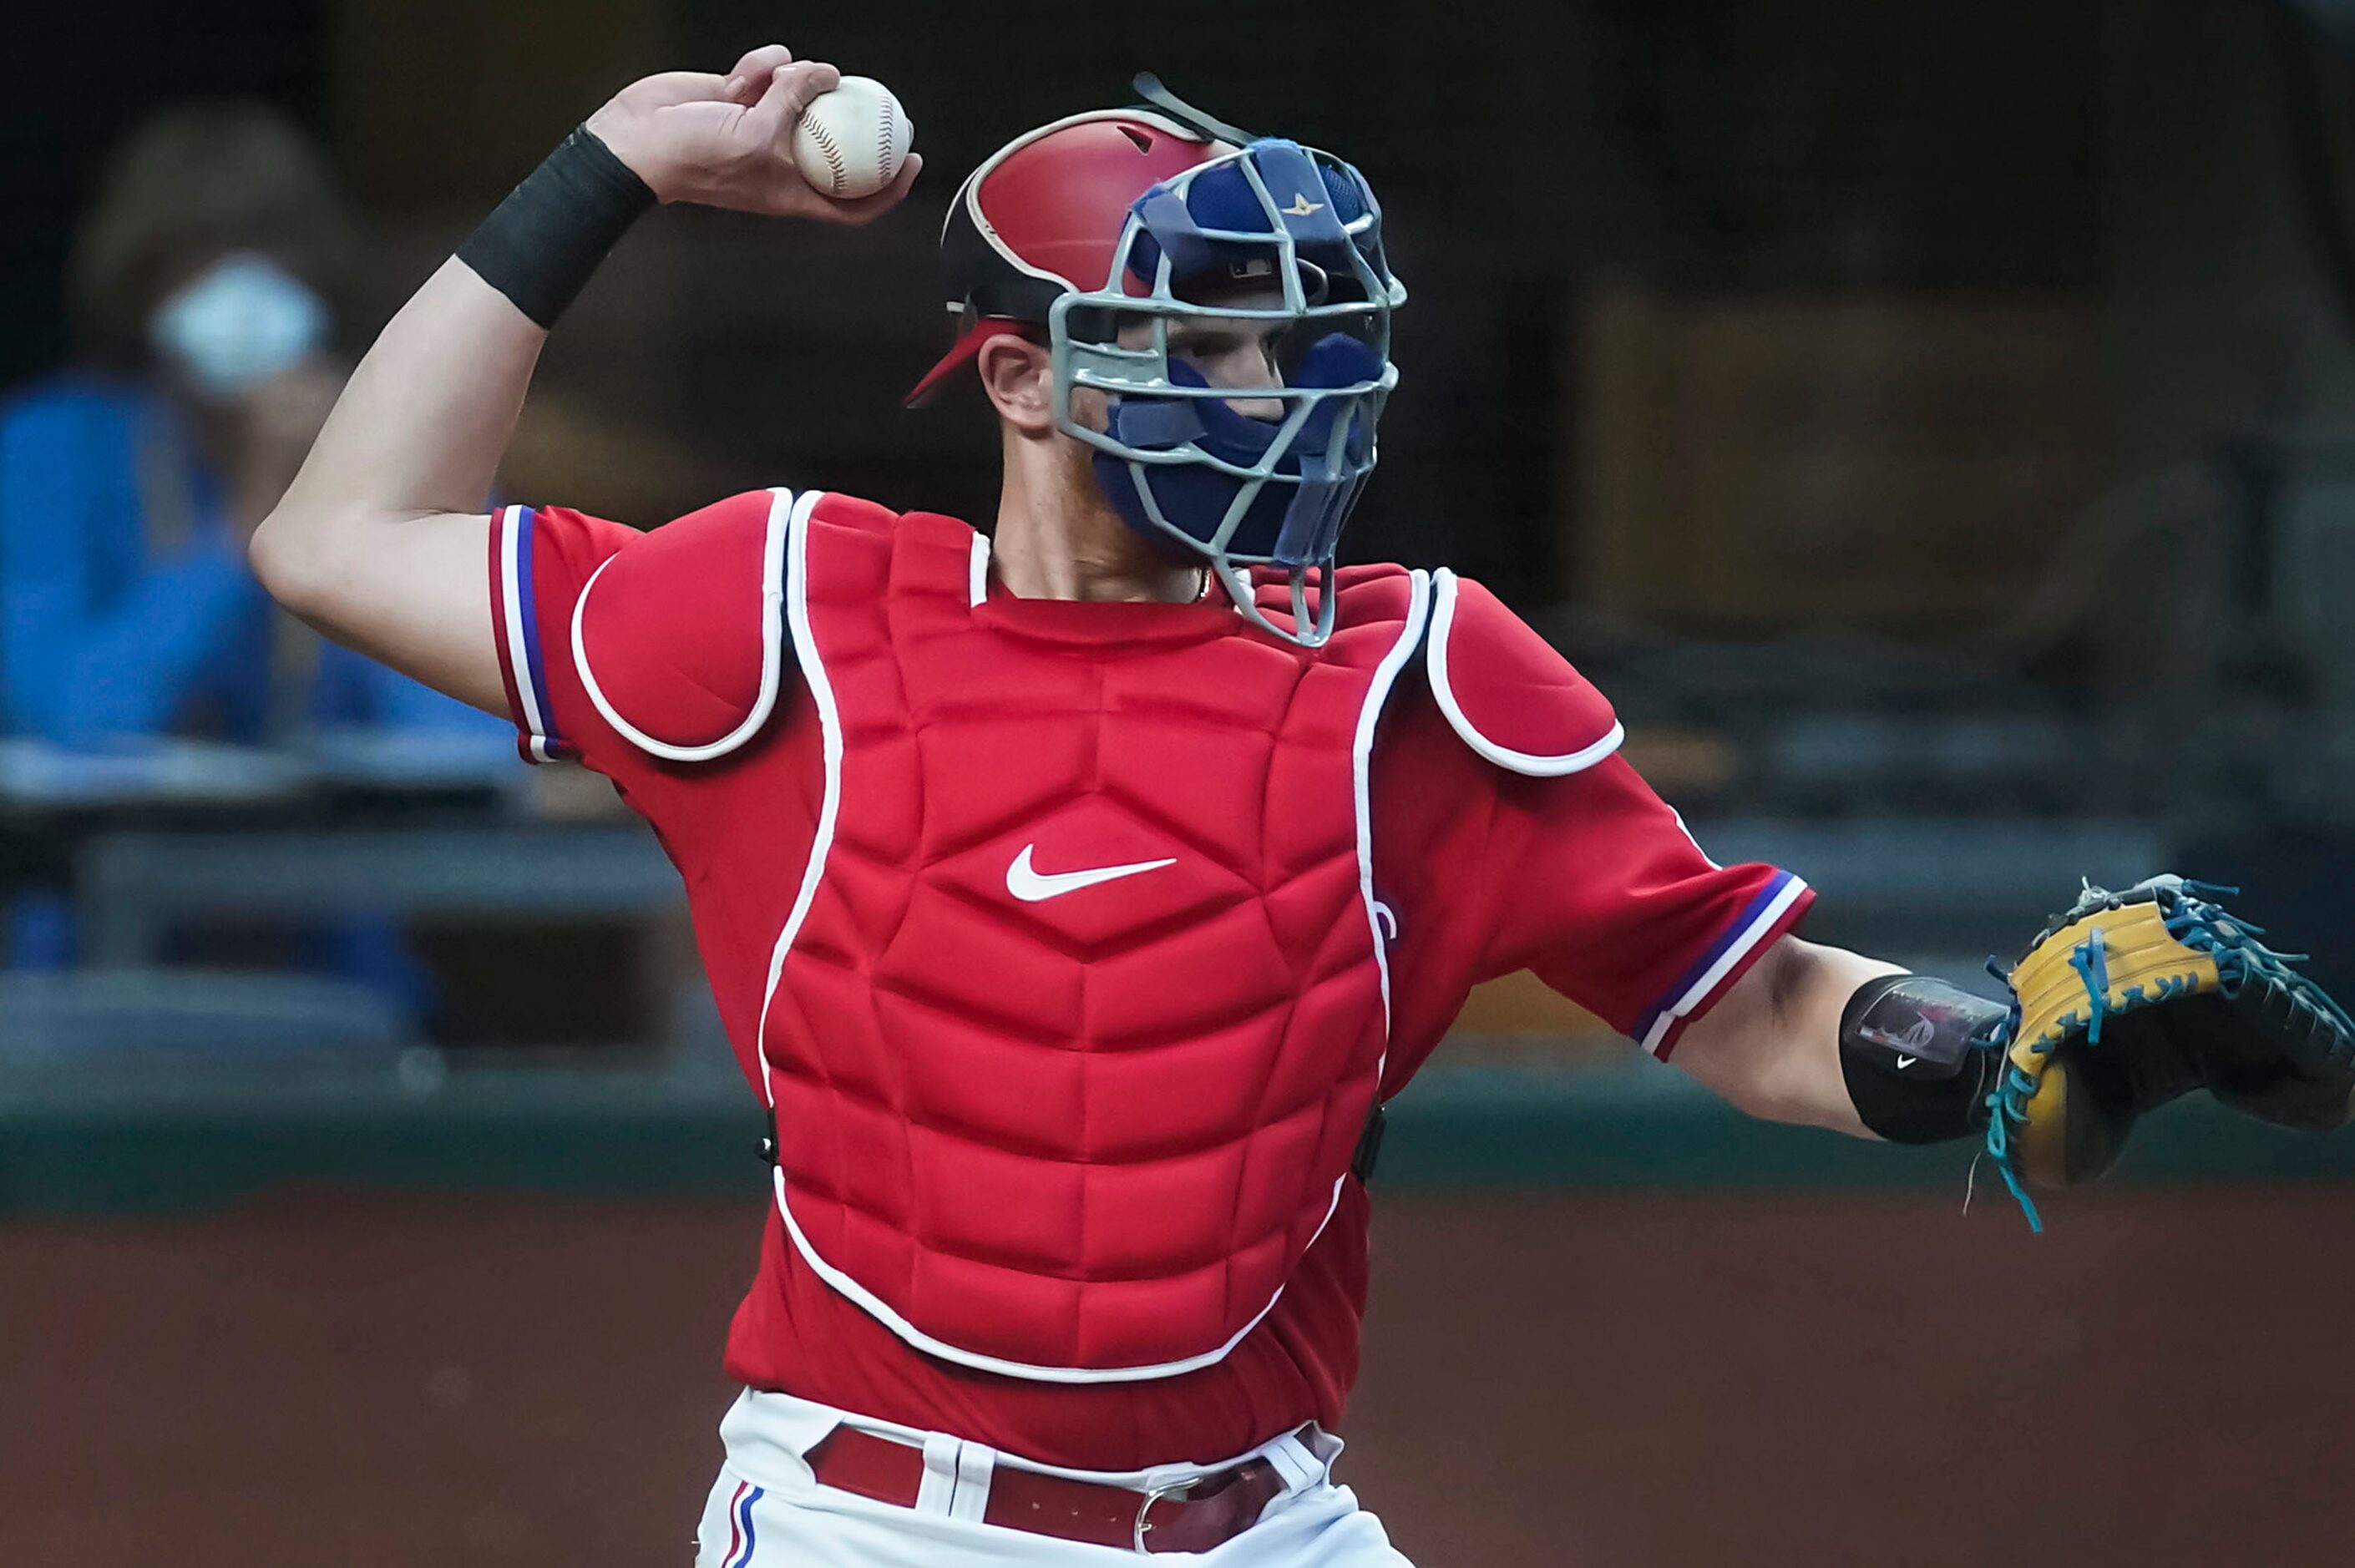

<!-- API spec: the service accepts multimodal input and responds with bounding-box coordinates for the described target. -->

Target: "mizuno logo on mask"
[1005,844,1177,903]
[1282,193,1324,217]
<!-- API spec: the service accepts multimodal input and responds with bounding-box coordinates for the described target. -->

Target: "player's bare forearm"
[249,260,540,712]
[1672,935,1904,1137]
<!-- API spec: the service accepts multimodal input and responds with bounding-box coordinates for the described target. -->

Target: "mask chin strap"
[1131,73,1260,146]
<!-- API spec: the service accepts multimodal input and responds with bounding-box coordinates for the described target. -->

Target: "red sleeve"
[1373,682,1811,1070]
[486,491,782,778]
[1484,754,1813,1059]
[486,503,633,766]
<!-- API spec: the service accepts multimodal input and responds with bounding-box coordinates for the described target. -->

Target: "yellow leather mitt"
[1986,876,2355,1229]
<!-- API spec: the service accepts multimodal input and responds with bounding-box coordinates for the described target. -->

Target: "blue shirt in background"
[0,371,506,995]
[0,371,500,746]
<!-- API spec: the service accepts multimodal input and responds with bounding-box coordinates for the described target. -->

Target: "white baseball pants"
[692,1388,1416,1565]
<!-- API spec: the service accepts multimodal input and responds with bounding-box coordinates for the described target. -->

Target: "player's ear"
[977,335,1055,435]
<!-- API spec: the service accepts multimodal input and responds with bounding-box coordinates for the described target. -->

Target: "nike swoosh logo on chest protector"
[1005,843,1178,903]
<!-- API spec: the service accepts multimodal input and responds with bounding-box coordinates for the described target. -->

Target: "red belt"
[803,1424,1290,1554]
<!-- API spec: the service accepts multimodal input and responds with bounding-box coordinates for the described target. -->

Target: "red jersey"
[488,490,1811,1469]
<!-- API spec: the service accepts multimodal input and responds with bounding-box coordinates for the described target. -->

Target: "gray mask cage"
[1046,95,1405,648]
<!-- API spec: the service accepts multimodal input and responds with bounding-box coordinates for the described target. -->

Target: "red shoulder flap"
[570,488,793,761]
[1426,569,1622,775]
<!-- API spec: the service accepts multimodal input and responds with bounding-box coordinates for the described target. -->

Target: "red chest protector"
[745,493,1426,1382]
[570,488,1622,1385]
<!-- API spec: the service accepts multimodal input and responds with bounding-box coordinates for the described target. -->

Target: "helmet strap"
[1129,74,1259,147]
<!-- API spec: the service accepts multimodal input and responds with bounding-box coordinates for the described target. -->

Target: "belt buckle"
[1132,1479,1187,1555]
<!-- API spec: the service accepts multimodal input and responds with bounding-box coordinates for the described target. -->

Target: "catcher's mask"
[906,78,1405,647]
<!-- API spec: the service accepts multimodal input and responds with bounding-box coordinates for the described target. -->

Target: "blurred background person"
[2,100,503,750]
[0,100,503,983]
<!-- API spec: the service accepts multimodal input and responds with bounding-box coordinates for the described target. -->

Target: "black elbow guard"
[1838,974,2010,1143]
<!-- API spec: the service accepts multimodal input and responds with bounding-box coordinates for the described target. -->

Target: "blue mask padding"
[1268,392,1368,567]
[1127,140,1361,289]
[1108,352,1364,467]
[1271,475,1337,564]
[1127,186,1238,287]
[1261,470,1350,568]
[1097,453,1294,558]
[1099,361,1287,554]
[1315,156,1391,288]
[1247,140,1352,248]
[1291,331,1382,392]
[1316,159,1370,226]
[1109,397,1208,450]
[1094,345,1380,564]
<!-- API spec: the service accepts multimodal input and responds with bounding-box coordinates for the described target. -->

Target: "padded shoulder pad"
[808,491,902,539]
[1427,569,1623,776]
[571,488,794,761]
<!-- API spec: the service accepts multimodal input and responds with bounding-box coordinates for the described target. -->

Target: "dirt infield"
[5,1185,2352,1566]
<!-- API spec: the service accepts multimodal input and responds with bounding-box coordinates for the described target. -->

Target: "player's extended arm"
[248,44,919,714]
[1671,935,1904,1138]
[1681,880,2355,1226]
[1681,933,2045,1154]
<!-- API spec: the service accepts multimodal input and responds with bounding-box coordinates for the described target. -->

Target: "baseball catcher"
[248,44,2355,1565]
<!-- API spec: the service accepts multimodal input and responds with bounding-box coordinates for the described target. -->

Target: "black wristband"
[458,126,656,329]
[1837,974,2010,1144]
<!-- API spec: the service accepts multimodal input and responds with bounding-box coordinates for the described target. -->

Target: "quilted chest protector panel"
[758,498,1420,1378]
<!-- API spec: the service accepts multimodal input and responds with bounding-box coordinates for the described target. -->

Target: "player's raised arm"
[247,45,920,715]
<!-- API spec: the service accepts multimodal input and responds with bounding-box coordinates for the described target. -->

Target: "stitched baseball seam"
[806,118,847,194]
[876,98,895,189]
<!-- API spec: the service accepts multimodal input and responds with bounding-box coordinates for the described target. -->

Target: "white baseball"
[792,76,913,200]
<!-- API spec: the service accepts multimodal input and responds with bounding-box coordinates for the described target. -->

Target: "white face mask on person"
[147,253,328,397]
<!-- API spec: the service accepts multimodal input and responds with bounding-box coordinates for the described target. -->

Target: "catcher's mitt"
[1985,875,2355,1229]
